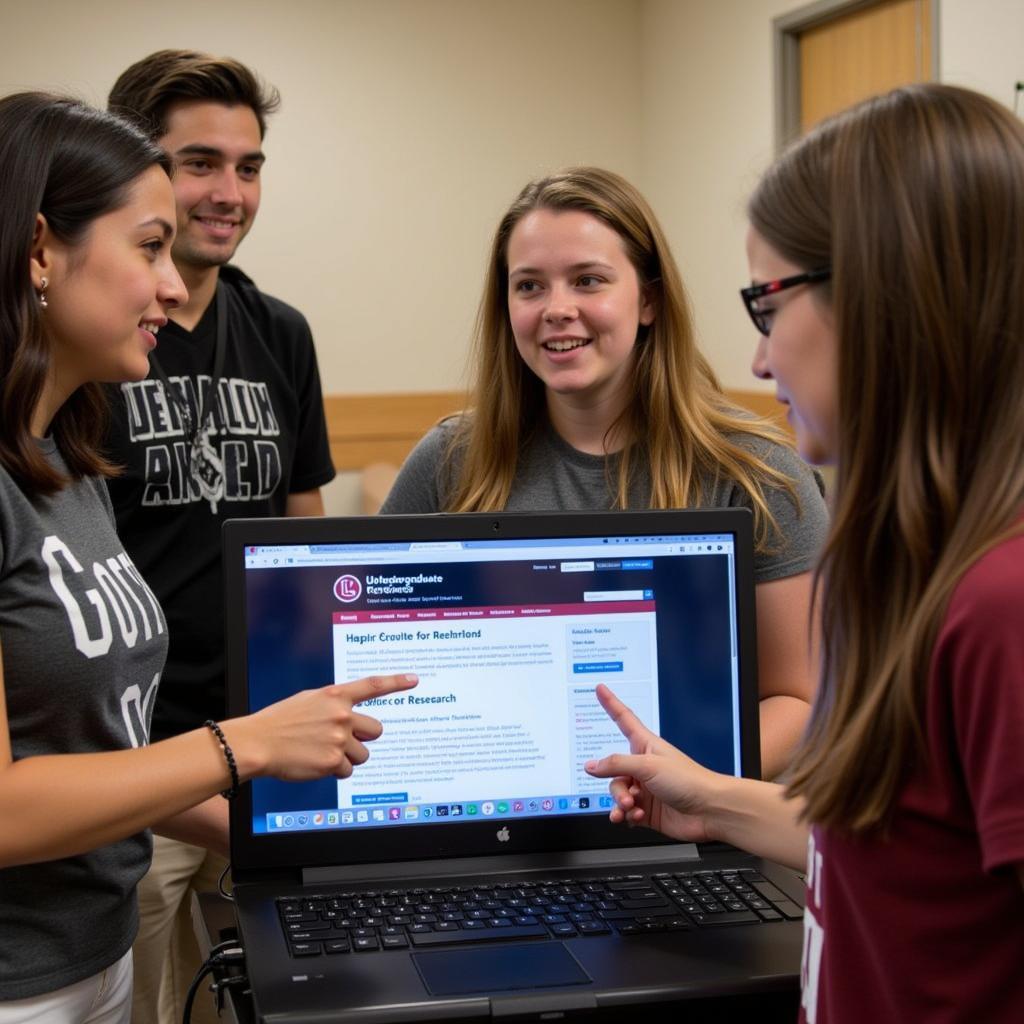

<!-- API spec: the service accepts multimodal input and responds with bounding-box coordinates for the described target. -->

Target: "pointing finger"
[336,673,418,705]
[594,684,656,750]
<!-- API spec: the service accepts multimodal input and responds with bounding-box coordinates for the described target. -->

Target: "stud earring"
[38,277,48,309]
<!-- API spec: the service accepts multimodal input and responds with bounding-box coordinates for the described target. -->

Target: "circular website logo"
[334,575,362,602]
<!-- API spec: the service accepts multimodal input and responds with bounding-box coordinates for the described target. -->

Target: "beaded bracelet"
[205,720,239,800]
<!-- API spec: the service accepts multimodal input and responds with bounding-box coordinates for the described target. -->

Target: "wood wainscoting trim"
[324,391,467,471]
[324,388,788,474]
[725,388,790,426]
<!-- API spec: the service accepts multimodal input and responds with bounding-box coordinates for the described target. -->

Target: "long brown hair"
[750,84,1024,831]
[0,93,170,495]
[446,167,797,553]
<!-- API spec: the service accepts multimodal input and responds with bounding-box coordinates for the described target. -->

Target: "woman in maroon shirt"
[586,83,1024,1023]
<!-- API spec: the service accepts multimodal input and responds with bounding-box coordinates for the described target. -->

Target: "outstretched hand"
[584,684,719,843]
[233,673,419,781]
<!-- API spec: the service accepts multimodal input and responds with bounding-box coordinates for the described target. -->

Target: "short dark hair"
[108,49,280,140]
[0,92,170,495]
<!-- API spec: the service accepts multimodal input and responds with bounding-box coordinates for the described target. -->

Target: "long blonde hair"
[749,85,1024,831]
[445,167,797,553]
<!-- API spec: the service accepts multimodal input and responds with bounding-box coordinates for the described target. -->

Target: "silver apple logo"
[496,826,510,842]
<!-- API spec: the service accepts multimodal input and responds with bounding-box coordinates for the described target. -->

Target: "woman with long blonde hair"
[384,167,828,777]
[586,84,1024,1022]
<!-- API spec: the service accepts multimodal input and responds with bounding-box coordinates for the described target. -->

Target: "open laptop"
[223,509,805,1023]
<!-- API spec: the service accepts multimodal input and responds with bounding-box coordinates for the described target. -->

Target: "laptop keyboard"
[278,868,803,957]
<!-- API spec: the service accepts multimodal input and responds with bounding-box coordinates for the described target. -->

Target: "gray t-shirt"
[0,442,168,999]
[381,418,828,582]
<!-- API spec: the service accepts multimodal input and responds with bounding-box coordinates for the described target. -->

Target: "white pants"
[130,835,229,1024]
[0,950,132,1024]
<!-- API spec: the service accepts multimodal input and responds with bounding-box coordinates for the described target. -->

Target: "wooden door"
[799,0,932,131]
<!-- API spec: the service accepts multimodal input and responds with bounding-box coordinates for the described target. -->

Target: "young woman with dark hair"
[383,166,829,778]
[586,84,1024,1023]
[0,93,415,1023]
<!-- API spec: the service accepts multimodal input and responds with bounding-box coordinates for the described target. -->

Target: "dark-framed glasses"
[739,267,831,336]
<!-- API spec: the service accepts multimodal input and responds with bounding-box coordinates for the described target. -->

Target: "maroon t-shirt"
[800,531,1024,1024]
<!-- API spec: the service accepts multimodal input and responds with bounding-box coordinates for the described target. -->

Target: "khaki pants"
[130,836,228,1024]
[0,950,132,1024]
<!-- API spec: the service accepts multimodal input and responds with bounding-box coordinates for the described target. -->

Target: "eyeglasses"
[739,267,831,336]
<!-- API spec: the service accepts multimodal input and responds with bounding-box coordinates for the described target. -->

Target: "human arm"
[154,796,230,858]
[286,488,325,518]
[148,486,323,856]
[275,292,336,502]
[0,651,417,868]
[755,571,818,778]
[942,538,1024,892]
[585,684,809,870]
[742,437,828,777]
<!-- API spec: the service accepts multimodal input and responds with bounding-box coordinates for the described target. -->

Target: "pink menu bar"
[333,601,655,624]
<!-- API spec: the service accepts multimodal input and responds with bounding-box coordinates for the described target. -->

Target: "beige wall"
[639,0,1024,391]
[638,0,794,393]
[0,0,643,395]
[2,0,1020,395]
[941,0,1024,100]
[2,0,1022,509]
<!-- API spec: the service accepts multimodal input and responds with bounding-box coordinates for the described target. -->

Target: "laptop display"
[225,509,760,874]
[221,510,806,1024]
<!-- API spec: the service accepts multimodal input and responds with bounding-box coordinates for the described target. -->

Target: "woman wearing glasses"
[382,166,828,779]
[587,83,1024,1022]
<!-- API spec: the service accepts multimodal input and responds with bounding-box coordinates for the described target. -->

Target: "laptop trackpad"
[413,943,591,996]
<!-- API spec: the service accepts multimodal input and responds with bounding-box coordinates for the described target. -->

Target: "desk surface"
[192,892,799,1024]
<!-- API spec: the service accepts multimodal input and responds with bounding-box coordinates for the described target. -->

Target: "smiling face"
[506,209,655,419]
[746,226,838,464]
[39,165,186,396]
[158,100,264,272]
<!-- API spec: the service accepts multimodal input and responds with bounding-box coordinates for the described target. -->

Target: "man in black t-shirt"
[106,51,336,1024]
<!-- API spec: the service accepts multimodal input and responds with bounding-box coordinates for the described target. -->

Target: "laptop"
[223,509,805,1023]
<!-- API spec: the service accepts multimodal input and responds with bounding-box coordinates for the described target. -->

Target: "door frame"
[773,0,940,151]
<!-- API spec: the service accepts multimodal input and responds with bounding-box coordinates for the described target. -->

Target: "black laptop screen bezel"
[224,509,761,876]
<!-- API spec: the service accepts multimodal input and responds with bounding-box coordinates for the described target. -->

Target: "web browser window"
[243,534,741,836]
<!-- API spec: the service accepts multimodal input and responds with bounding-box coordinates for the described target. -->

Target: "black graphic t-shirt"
[105,266,335,740]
